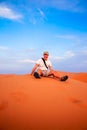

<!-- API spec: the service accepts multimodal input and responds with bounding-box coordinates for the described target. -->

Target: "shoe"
[60,75,68,81]
[34,72,41,78]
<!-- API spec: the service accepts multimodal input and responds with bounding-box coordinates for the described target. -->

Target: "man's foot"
[60,75,68,81]
[34,72,41,79]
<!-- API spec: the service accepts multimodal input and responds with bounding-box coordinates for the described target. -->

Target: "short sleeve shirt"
[36,58,52,70]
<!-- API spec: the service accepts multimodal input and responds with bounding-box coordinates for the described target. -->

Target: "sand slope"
[0,72,87,130]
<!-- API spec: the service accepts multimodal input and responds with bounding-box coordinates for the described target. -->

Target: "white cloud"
[18,59,36,63]
[55,34,87,48]
[32,0,85,12]
[56,0,85,12]
[37,8,45,17]
[50,50,75,61]
[29,8,46,25]
[56,34,76,40]
[50,0,82,12]
[0,5,22,20]
[50,56,64,60]
[82,50,87,55]
[0,46,9,51]
[32,0,86,12]
[64,50,75,57]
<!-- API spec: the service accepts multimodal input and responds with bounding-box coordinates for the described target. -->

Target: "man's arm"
[31,64,39,75]
[49,66,53,71]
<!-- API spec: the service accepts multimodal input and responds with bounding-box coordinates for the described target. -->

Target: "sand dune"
[69,72,87,83]
[0,72,87,130]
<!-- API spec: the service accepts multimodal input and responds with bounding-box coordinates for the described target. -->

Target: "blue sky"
[0,0,87,74]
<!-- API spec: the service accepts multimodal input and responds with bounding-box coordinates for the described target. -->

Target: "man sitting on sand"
[31,51,68,81]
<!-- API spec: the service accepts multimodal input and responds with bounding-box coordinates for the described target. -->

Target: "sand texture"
[0,72,87,130]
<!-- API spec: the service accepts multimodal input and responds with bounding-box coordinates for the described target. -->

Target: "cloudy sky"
[0,0,87,74]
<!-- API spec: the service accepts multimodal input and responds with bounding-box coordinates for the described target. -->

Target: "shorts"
[42,70,50,76]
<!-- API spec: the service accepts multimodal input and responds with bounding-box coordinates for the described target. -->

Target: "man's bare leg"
[48,70,68,81]
[48,70,61,80]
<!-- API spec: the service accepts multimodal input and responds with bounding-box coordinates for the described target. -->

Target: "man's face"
[43,54,49,60]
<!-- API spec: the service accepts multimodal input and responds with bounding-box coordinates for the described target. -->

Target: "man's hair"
[43,51,49,55]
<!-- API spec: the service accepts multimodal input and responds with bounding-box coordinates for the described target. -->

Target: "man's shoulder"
[47,59,51,62]
[36,58,42,63]
[46,59,52,66]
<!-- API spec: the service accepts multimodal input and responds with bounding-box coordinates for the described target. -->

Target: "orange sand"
[0,72,87,130]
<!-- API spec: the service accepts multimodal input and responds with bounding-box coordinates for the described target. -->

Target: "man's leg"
[48,70,61,80]
[34,69,42,78]
[48,70,68,81]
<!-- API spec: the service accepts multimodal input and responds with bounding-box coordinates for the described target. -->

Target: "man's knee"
[50,70,55,74]
[37,69,42,75]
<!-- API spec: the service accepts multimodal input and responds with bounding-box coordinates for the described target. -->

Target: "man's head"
[43,51,49,60]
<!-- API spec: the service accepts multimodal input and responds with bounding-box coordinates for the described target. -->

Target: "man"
[31,51,68,81]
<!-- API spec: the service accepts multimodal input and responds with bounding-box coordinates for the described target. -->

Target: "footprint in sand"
[70,98,87,109]
[10,92,28,103]
[0,100,8,111]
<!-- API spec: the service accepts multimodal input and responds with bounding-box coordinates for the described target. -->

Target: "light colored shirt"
[36,58,52,70]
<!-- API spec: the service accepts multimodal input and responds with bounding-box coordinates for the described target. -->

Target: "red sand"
[0,72,87,130]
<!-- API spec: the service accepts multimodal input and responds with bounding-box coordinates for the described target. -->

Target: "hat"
[43,51,49,55]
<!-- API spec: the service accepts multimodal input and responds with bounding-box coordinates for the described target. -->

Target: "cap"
[43,51,49,55]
